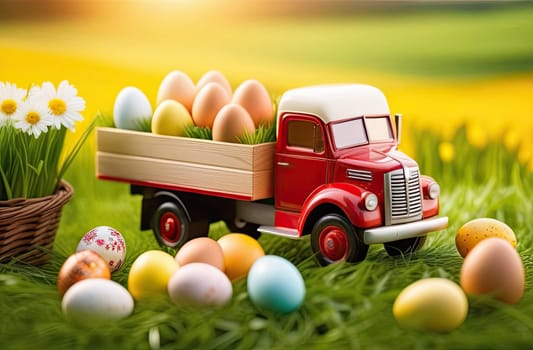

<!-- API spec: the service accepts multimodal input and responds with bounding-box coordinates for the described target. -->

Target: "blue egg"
[247,255,305,314]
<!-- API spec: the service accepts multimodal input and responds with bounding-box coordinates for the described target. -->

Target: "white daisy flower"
[0,82,27,126]
[39,80,86,131]
[14,96,53,138]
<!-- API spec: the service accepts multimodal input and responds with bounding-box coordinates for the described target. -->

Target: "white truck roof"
[278,84,390,124]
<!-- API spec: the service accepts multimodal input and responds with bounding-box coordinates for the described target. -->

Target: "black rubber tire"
[384,236,427,257]
[151,201,190,248]
[310,214,369,266]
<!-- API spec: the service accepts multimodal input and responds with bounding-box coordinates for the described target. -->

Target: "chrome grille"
[385,167,423,225]
[347,169,372,182]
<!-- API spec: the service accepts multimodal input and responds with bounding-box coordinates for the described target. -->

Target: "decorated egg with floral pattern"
[76,226,126,272]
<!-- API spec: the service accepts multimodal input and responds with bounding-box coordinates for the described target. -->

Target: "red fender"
[298,183,382,235]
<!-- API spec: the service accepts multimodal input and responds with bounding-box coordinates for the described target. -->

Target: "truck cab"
[255,84,447,264]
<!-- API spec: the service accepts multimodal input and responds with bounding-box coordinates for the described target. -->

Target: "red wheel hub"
[159,212,181,243]
[319,225,348,262]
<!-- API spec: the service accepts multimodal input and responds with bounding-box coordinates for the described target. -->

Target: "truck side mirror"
[394,113,402,145]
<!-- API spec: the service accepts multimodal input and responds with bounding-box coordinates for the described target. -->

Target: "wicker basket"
[0,180,73,265]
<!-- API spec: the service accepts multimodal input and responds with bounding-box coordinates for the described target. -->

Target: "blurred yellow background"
[1,0,532,169]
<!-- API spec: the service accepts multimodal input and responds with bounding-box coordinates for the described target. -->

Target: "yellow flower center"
[49,98,67,116]
[1,99,17,116]
[25,111,41,125]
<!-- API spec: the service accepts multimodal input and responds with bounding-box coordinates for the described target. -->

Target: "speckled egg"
[76,226,126,272]
[393,278,468,332]
[212,103,255,143]
[57,250,111,296]
[168,263,232,307]
[456,218,517,257]
[461,237,524,304]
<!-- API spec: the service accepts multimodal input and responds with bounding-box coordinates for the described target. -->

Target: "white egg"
[77,226,126,272]
[113,86,152,131]
[168,263,232,307]
[62,278,134,322]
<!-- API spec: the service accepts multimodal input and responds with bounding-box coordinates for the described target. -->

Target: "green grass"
[1,124,532,349]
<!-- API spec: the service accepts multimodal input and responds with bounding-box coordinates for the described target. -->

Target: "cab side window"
[286,119,324,153]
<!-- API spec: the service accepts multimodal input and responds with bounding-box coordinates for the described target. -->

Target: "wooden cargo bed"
[95,127,276,200]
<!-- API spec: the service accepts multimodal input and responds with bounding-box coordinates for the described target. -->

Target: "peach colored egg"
[192,82,231,128]
[175,237,225,271]
[157,70,195,111]
[460,237,524,304]
[196,70,232,97]
[212,103,256,143]
[456,218,517,257]
[232,80,274,126]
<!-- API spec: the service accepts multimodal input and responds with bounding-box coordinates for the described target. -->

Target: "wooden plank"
[96,152,273,200]
[96,127,275,171]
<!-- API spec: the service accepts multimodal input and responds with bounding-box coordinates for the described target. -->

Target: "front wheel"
[384,236,426,257]
[151,201,190,248]
[310,214,369,266]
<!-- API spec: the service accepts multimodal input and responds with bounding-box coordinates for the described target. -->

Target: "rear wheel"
[311,214,368,266]
[384,236,426,257]
[151,201,190,248]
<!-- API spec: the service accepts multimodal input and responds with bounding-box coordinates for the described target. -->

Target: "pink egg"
[76,226,126,272]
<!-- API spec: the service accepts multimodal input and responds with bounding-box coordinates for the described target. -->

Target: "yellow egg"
[393,278,468,333]
[152,100,193,136]
[175,237,225,272]
[217,233,265,281]
[128,250,179,300]
[232,79,274,126]
[196,70,232,97]
[157,70,195,111]
[461,237,524,304]
[212,103,256,143]
[192,82,231,128]
[456,218,517,257]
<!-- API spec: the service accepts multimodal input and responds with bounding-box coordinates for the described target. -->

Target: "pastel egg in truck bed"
[96,84,448,265]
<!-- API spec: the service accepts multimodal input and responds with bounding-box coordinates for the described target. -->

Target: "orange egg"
[456,218,517,257]
[196,70,232,98]
[460,237,524,304]
[175,237,225,271]
[217,233,265,281]
[157,70,195,111]
[212,103,256,143]
[192,82,231,128]
[57,250,111,296]
[232,79,274,126]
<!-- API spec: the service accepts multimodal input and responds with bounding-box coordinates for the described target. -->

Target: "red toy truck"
[96,84,448,265]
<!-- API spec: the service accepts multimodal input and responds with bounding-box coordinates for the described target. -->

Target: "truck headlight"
[428,182,440,199]
[363,193,378,211]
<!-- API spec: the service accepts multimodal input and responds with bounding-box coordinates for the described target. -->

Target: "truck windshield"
[331,116,393,149]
